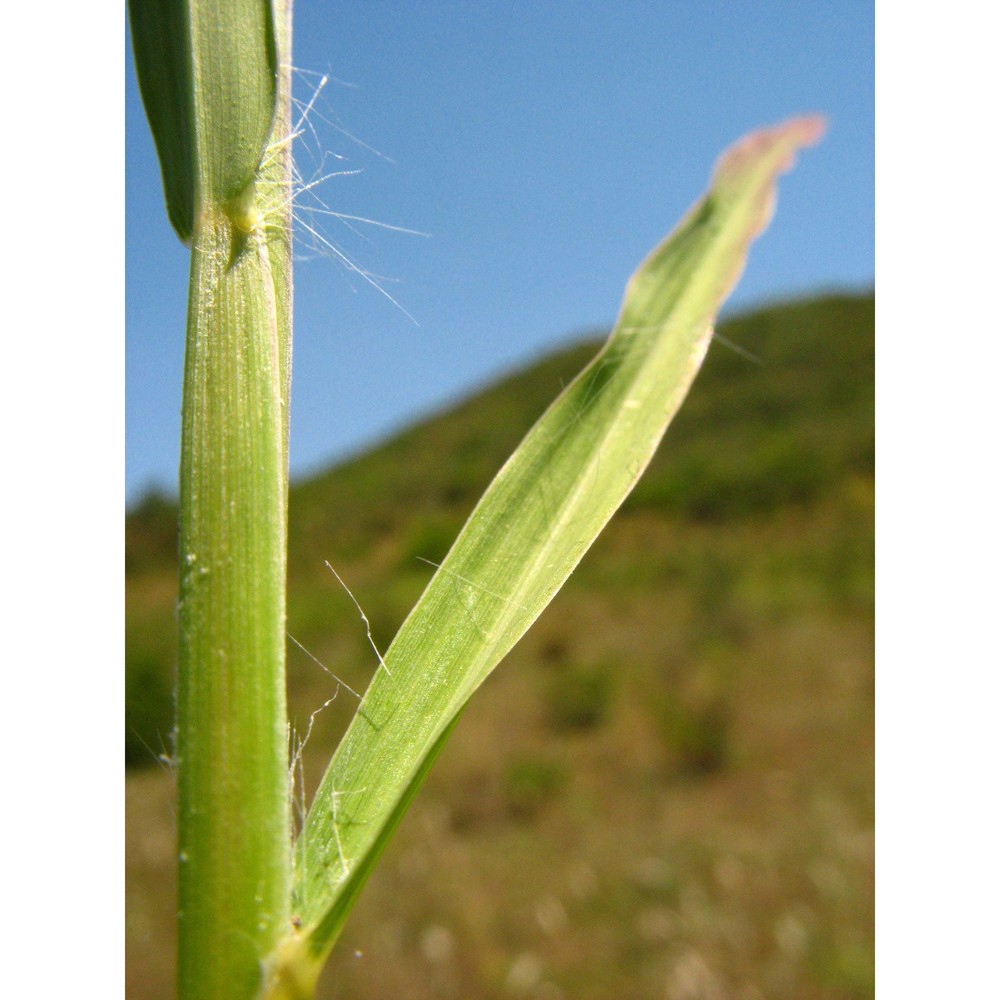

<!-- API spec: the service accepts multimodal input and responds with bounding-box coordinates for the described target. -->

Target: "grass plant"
[129,3,823,997]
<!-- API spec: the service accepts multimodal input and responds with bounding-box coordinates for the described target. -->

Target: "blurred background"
[126,3,873,999]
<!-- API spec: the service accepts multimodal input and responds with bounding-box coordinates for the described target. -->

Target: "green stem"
[175,2,294,987]
[176,204,290,999]
[130,1,295,995]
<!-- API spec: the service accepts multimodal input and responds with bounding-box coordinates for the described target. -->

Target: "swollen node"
[224,182,264,237]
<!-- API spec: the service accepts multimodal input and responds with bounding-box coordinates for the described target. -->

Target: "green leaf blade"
[291,116,825,971]
[128,0,197,240]
[128,0,278,241]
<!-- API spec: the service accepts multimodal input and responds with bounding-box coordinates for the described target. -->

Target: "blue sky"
[126,1,873,505]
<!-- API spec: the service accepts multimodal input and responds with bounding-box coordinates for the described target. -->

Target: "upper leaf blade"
[289,116,825,973]
[128,0,278,241]
[128,0,197,240]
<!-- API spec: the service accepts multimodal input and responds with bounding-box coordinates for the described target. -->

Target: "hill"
[126,291,874,999]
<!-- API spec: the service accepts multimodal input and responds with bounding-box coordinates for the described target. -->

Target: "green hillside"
[127,292,873,999]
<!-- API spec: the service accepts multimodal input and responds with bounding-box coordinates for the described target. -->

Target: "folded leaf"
[283,115,825,981]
